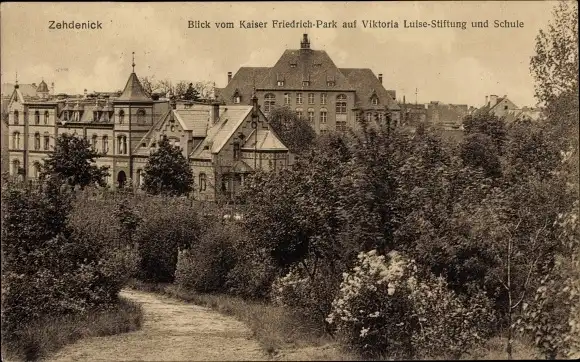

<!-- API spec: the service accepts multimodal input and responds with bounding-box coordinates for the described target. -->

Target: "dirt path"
[46,289,267,361]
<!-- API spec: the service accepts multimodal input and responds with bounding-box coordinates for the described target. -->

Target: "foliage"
[460,133,502,178]
[1,180,136,341]
[326,250,494,359]
[132,196,201,283]
[183,83,201,101]
[268,106,317,154]
[40,133,109,189]
[174,222,238,293]
[462,112,507,155]
[142,137,194,196]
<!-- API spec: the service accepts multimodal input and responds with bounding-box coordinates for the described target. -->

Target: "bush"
[1,180,137,341]
[175,222,238,293]
[326,250,495,359]
[133,197,201,282]
[225,244,277,300]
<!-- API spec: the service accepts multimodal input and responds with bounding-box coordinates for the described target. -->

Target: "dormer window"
[290,63,297,68]
[302,80,310,87]
[327,80,335,87]
[233,90,241,104]
[277,80,285,86]
[372,97,379,106]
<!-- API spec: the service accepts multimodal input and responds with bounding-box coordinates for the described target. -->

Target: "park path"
[46,289,267,361]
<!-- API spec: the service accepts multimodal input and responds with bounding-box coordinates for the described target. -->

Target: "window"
[366,112,373,122]
[199,173,207,192]
[327,80,335,87]
[12,132,20,149]
[290,63,297,68]
[44,111,49,124]
[321,93,327,105]
[336,94,347,114]
[118,110,125,124]
[92,134,98,150]
[233,142,240,161]
[504,105,509,110]
[14,111,19,125]
[137,109,146,124]
[277,80,284,86]
[377,113,384,123]
[308,108,315,123]
[117,135,127,154]
[33,162,41,179]
[102,136,109,154]
[296,93,303,105]
[303,80,310,87]
[308,93,315,105]
[12,159,20,176]
[35,111,40,124]
[234,96,241,104]
[284,93,291,105]
[44,133,50,150]
[136,169,143,187]
[264,93,276,113]
[295,108,303,119]
[371,97,379,106]
[320,109,327,124]
[34,133,40,150]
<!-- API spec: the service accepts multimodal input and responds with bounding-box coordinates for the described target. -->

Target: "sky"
[0,1,559,107]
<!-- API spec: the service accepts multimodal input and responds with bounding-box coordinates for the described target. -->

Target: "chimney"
[51,82,55,95]
[300,34,310,49]
[489,95,498,107]
[211,103,220,124]
[485,95,488,106]
[378,74,383,84]
[227,72,232,83]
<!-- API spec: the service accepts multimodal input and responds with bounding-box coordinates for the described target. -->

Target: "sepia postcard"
[1,1,578,361]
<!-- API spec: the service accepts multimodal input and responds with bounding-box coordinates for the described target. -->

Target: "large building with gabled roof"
[217,34,401,133]
[4,62,289,201]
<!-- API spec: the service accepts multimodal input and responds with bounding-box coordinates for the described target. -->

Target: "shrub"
[326,250,495,359]
[133,197,201,282]
[174,222,238,293]
[225,244,277,300]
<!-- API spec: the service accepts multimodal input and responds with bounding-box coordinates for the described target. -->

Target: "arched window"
[118,110,125,124]
[264,93,276,113]
[377,113,384,123]
[117,135,127,154]
[371,97,379,106]
[12,159,20,176]
[137,109,146,124]
[35,111,40,124]
[199,173,207,192]
[13,110,19,125]
[33,162,41,179]
[336,94,347,114]
[12,132,20,149]
[44,111,49,124]
[307,108,315,123]
[366,112,373,123]
[92,134,98,150]
[295,107,303,119]
[44,133,50,150]
[102,135,109,154]
[34,132,41,150]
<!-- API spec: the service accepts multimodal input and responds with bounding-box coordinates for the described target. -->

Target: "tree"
[460,133,502,179]
[142,137,193,196]
[463,113,507,155]
[139,76,155,98]
[183,83,201,101]
[40,133,109,189]
[268,106,316,154]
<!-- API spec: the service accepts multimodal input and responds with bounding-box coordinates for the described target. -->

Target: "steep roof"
[340,68,400,110]
[242,129,288,151]
[117,73,150,102]
[219,67,270,104]
[37,80,49,93]
[262,49,353,90]
[1,83,38,99]
[190,105,253,160]
[173,106,212,137]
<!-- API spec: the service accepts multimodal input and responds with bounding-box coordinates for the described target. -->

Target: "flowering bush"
[326,250,495,359]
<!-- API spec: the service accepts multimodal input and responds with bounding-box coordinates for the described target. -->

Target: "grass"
[1,297,143,362]
[128,279,357,361]
[464,336,541,360]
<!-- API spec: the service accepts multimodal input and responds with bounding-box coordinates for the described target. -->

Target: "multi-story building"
[4,64,289,201]
[217,34,400,133]
[476,94,541,121]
